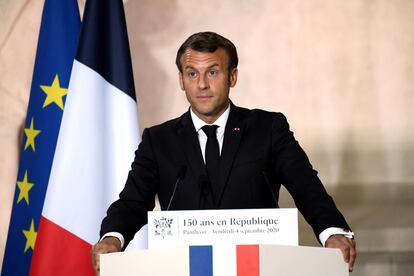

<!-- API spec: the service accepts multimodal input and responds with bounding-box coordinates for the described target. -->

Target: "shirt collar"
[190,104,230,132]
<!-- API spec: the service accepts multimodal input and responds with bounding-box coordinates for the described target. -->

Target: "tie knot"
[202,125,218,138]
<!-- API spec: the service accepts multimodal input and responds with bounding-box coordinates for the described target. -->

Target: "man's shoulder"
[234,105,287,123]
[144,112,187,134]
[143,105,289,133]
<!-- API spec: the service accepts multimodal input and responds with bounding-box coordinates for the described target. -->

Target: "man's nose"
[198,74,209,90]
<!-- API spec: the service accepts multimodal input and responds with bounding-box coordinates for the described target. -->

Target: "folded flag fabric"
[30,0,140,275]
[2,0,140,275]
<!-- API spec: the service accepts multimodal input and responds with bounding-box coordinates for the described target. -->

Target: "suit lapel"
[216,103,245,207]
[176,110,207,185]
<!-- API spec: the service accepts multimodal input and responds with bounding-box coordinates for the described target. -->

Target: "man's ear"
[178,73,185,91]
[229,68,238,88]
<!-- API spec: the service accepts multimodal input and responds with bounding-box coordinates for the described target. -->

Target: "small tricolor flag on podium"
[189,245,260,276]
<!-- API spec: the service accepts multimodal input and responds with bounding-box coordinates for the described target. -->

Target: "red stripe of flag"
[237,245,260,276]
[30,216,94,276]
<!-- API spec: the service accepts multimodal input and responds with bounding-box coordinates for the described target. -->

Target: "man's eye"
[208,70,218,77]
[187,71,197,78]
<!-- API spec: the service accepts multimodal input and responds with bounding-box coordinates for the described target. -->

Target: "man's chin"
[195,109,214,117]
[192,103,214,115]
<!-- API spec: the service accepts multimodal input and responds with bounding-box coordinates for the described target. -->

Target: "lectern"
[100,244,347,276]
[100,209,348,275]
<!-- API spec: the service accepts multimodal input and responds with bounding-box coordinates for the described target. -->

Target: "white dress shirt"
[190,104,230,161]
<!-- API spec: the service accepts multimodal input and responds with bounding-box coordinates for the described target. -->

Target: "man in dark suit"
[91,32,356,273]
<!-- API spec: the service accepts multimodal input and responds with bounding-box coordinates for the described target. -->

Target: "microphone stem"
[166,177,181,211]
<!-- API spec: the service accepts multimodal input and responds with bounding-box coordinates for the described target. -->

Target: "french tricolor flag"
[30,0,140,275]
[189,245,260,276]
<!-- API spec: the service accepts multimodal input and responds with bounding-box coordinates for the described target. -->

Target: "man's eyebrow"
[184,64,220,70]
[184,65,195,70]
[207,64,220,69]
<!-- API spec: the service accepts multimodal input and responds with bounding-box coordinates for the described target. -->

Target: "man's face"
[179,48,238,124]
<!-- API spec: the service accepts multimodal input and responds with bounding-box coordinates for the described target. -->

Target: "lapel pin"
[234,127,240,131]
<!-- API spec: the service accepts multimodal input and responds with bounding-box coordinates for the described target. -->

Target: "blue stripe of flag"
[76,0,136,100]
[189,246,213,276]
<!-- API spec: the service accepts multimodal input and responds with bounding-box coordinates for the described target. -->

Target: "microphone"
[261,171,279,207]
[166,166,187,211]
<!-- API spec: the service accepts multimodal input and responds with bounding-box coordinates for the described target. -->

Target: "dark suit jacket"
[100,102,349,247]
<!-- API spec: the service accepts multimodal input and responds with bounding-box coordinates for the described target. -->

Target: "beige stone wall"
[1,0,413,268]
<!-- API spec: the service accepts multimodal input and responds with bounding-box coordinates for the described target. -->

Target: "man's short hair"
[176,32,238,74]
